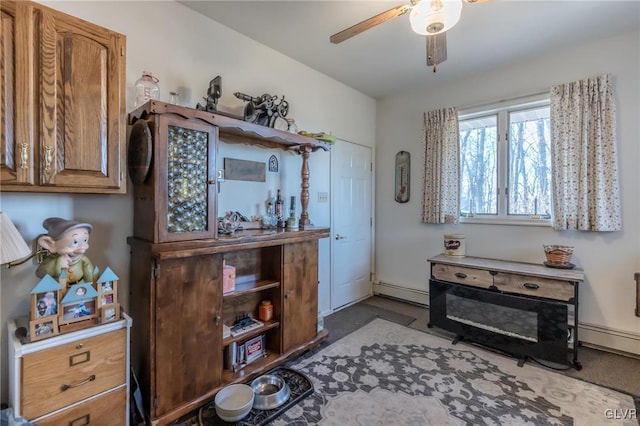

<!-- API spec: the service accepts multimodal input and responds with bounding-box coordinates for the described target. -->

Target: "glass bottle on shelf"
[275,190,284,228]
[169,91,180,105]
[134,71,160,108]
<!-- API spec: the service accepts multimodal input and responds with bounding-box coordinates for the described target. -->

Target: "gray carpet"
[360,295,640,399]
[322,303,415,345]
[276,318,639,426]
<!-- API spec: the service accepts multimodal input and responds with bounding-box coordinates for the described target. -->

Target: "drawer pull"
[61,374,96,392]
[454,272,467,279]
[76,343,84,349]
[523,283,540,290]
[69,414,90,426]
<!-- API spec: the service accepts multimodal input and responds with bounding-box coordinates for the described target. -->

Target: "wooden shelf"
[127,100,332,152]
[221,350,281,383]
[223,320,280,346]
[223,280,280,300]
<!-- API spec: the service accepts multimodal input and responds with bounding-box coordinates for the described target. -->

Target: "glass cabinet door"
[156,115,217,242]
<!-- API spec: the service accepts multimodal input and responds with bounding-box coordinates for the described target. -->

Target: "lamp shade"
[0,212,32,265]
[410,0,463,35]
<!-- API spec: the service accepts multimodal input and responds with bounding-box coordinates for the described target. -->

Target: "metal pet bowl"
[250,374,290,410]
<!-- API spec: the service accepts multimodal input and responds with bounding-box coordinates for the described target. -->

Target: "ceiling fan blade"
[330,4,412,44]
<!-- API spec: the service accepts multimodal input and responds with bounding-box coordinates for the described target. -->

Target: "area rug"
[272,318,638,426]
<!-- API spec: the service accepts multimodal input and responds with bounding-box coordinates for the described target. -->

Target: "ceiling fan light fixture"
[409,0,463,35]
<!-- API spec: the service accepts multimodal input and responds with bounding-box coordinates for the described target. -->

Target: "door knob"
[335,234,346,240]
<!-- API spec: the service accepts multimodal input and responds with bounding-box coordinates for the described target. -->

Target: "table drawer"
[35,386,126,426]
[431,263,494,289]
[493,272,575,302]
[21,328,126,420]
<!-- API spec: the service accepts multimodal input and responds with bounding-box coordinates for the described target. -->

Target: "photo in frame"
[32,290,59,319]
[30,274,63,321]
[101,303,120,323]
[61,299,97,323]
[29,316,59,341]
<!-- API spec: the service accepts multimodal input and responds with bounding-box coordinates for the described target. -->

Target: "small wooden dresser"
[8,313,132,425]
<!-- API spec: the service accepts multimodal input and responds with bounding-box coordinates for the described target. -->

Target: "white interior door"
[331,140,373,310]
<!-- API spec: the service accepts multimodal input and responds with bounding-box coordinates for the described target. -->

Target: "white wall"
[375,30,640,354]
[0,0,375,403]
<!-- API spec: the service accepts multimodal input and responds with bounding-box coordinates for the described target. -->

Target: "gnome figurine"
[35,217,94,284]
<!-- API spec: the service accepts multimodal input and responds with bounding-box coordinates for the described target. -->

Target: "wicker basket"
[543,245,574,265]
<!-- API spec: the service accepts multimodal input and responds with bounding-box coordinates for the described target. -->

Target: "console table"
[428,255,584,370]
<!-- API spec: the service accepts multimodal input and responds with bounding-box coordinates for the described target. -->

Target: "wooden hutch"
[127,101,330,425]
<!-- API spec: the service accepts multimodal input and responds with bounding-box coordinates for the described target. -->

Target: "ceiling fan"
[330,0,491,72]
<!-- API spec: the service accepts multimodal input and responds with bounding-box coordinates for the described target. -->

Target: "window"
[459,97,551,224]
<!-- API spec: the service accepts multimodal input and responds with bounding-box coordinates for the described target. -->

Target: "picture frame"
[101,303,120,323]
[61,299,97,324]
[101,293,115,306]
[29,316,59,342]
[31,290,59,319]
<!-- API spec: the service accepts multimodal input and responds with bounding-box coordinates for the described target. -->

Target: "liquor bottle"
[275,190,284,223]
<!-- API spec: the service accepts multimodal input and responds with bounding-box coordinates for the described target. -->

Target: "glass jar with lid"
[134,71,160,107]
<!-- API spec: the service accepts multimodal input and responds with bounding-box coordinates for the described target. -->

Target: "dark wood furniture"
[127,102,331,425]
[1,0,126,193]
[428,255,584,369]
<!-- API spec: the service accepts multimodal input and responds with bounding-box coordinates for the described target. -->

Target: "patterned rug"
[272,318,638,426]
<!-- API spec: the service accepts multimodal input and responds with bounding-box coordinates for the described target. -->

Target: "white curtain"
[421,108,460,224]
[550,74,621,231]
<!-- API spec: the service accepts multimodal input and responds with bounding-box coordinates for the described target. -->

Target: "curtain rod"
[457,89,550,112]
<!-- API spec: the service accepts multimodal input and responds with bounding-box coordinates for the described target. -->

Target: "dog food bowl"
[250,374,290,410]
[214,383,254,422]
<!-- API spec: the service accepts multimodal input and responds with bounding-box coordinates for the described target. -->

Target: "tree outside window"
[459,99,551,222]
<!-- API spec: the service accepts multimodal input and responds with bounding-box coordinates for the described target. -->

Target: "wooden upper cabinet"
[1,2,35,186]
[0,0,126,193]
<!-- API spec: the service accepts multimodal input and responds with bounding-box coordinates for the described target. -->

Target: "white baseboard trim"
[373,281,428,306]
[579,322,640,357]
[374,281,640,357]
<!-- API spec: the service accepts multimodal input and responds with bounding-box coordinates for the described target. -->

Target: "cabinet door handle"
[523,282,540,290]
[61,374,95,391]
[284,292,290,299]
[44,145,53,172]
[20,143,28,169]
[454,272,467,279]
[214,314,221,325]
[335,234,346,240]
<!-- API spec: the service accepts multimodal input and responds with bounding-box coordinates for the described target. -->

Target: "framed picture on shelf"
[30,316,59,342]
[101,304,120,323]
[32,290,59,319]
[61,299,97,323]
[30,274,63,320]
[101,293,115,305]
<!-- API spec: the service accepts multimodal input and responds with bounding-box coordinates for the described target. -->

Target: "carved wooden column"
[298,145,312,229]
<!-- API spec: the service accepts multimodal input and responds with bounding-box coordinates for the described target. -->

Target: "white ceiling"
[179,1,640,99]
